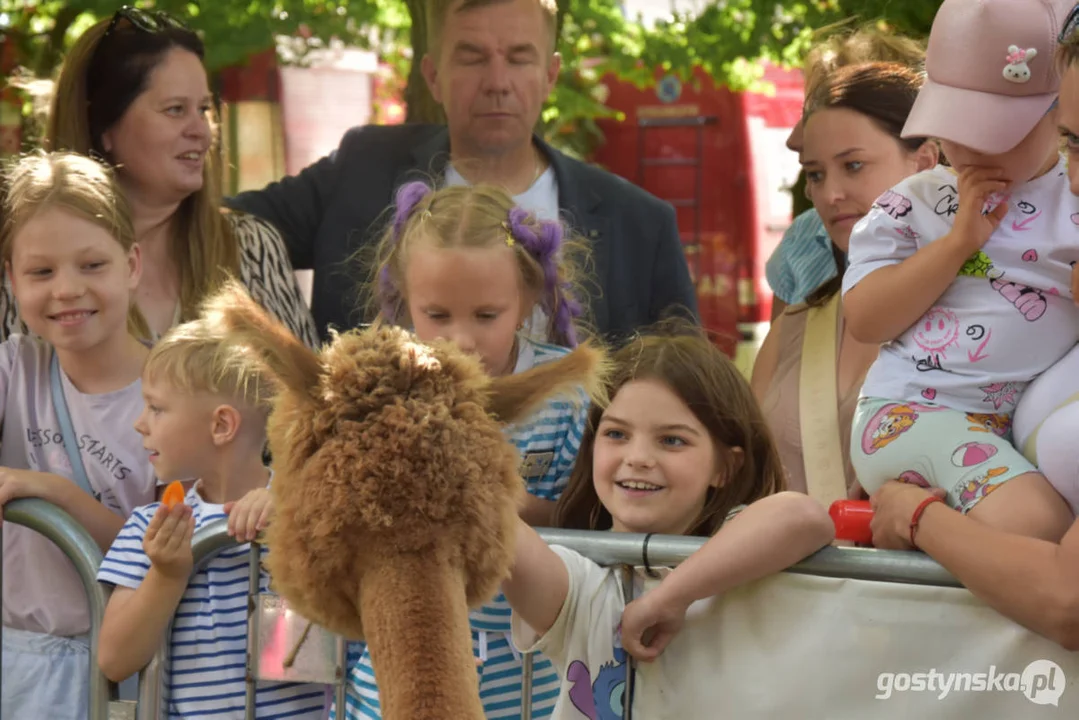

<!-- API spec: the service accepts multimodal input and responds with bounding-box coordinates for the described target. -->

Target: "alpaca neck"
[360,549,486,720]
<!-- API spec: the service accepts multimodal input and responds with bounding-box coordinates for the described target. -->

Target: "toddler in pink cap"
[842,0,1079,540]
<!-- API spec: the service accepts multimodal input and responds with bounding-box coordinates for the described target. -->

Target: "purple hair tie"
[393,181,433,239]
[381,181,433,322]
[506,206,582,347]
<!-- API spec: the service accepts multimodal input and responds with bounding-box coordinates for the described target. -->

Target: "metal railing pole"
[334,639,347,719]
[135,640,167,720]
[245,541,261,720]
[3,498,111,720]
[534,529,963,589]
[136,518,241,720]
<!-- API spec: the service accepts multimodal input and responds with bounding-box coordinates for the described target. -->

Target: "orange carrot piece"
[162,481,186,508]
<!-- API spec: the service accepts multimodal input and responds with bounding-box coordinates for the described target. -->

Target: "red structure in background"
[217,48,280,103]
[592,65,804,355]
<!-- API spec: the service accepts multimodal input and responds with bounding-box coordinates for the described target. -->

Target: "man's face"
[422,0,561,157]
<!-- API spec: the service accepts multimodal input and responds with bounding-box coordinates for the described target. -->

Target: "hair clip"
[501,221,515,247]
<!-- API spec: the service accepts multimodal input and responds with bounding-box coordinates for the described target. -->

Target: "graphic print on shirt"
[911,307,961,372]
[989,270,1049,321]
[957,247,1051,321]
[959,250,994,279]
[966,412,1011,437]
[934,183,959,218]
[875,189,913,220]
[951,441,998,468]
[980,382,1020,410]
[860,403,943,454]
[566,636,628,719]
[25,426,136,482]
[1009,200,1040,232]
[895,224,921,241]
[897,470,930,488]
[956,466,1008,509]
[520,450,555,479]
[24,430,127,513]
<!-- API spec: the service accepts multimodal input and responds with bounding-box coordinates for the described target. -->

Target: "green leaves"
[0,0,941,158]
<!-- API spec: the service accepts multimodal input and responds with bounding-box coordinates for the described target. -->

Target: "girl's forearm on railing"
[98,570,188,682]
[650,492,835,611]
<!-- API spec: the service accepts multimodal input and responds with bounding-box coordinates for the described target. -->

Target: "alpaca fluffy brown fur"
[199,281,606,719]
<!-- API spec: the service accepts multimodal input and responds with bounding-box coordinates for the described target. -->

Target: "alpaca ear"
[488,341,610,424]
[199,279,323,400]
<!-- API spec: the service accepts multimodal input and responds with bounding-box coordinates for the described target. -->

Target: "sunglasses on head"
[103,5,189,39]
[1059,3,1079,43]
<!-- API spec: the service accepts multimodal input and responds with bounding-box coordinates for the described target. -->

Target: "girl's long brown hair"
[553,325,786,537]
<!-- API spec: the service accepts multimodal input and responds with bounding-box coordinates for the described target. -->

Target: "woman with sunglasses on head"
[30,7,318,348]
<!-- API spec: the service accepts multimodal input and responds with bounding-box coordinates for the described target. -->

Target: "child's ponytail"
[504,207,584,348]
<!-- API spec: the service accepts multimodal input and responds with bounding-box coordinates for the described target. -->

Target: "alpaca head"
[201,282,607,640]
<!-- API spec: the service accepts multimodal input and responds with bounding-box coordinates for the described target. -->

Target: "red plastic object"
[829,500,874,546]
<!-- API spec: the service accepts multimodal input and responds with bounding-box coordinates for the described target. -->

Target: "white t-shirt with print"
[0,335,156,637]
[842,159,1079,414]
[511,545,725,720]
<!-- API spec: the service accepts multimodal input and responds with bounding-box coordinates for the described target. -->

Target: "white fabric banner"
[632,573,1077,719]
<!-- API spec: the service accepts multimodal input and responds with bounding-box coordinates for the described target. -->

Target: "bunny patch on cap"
[1003,45,1038,83]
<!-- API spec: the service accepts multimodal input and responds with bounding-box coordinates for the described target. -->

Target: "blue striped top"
[471,336,588,632]
[97,482,327,719]
[765,208,838,305]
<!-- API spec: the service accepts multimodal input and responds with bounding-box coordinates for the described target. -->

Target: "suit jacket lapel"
[539,137,611,333]
[394,127,452,190]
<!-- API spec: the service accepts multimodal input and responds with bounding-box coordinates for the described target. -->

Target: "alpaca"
[199,281,607,719]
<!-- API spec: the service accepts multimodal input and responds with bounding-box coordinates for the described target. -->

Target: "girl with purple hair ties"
[330,182,591,720]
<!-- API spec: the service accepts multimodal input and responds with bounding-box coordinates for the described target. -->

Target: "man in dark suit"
[229,0,697,343]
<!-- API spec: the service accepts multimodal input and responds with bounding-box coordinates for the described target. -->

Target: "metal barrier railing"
[1,498,114,720]
[535,529,963,588]
[135,518,347,720]
[133,523,963,719]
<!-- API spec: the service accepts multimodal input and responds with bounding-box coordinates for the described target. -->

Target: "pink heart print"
[921,388,937,401]
[1022,249,1038,262]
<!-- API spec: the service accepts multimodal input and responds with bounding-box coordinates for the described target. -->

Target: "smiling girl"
[506,330,834,718]
[0,152,156,719]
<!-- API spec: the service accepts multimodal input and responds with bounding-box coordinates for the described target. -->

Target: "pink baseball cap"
[902,0,1074,154]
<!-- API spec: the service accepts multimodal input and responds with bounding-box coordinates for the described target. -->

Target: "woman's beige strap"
[798,293,848,505]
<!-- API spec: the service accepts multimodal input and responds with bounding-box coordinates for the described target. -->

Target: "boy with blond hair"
[96,316,326,718]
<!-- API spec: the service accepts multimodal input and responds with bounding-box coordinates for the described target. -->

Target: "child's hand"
[620,589,688,663]
[0,468,64,515]
[144,503,194,580]
[949,166,1010,255]
[224,488,273,541]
